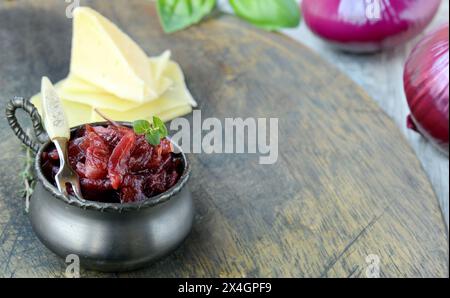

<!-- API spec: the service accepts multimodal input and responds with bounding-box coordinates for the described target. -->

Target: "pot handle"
[5,97,49,153]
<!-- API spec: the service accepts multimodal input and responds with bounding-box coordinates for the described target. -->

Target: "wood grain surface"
[276,0,450,228]
[0,0,448,278]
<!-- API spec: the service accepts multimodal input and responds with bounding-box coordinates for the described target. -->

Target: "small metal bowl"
[6,97,194,272]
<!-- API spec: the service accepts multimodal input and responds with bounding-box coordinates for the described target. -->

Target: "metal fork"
[53,137,84,200]
[41,76,83,201]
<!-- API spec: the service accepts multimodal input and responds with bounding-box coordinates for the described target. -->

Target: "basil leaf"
[133,120,151,134]
[229,0,300,31]
[159,125,168,138]
[153,116,168,138]
[146,131,161,146]
[157,0,216,33]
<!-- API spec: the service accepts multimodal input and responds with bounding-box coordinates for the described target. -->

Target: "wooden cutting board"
[0,0,448,278]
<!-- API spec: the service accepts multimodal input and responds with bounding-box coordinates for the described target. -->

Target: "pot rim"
[34,121,191,213]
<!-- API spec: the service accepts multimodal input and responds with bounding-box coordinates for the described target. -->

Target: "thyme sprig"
[19,144,36,213]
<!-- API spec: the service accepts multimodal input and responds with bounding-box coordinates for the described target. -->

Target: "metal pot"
[5,97,194,272]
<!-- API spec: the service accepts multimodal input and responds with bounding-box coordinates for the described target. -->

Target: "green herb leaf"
[229,0,300,31]
[133,117,168,146]
[157,0,216,33]
[146,131,161,146]
[133,120,151,134]
[153,116,168,138]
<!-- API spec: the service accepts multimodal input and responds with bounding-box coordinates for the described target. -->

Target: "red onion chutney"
[41,124,184,203]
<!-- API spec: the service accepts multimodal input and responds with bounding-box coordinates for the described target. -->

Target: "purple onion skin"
[302,0,442,53]
[404,24,449,155]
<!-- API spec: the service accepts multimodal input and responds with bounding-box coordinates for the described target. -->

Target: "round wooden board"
[0,1,448,277]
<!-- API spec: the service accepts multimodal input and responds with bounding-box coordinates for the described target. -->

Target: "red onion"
[301,0,442,52]
[404,24,449,155]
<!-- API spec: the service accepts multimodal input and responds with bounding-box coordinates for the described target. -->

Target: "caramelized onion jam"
[41,124,184,203]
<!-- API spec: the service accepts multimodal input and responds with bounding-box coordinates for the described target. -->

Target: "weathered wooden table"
[0,0,448,277]
[273,0,450,228]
